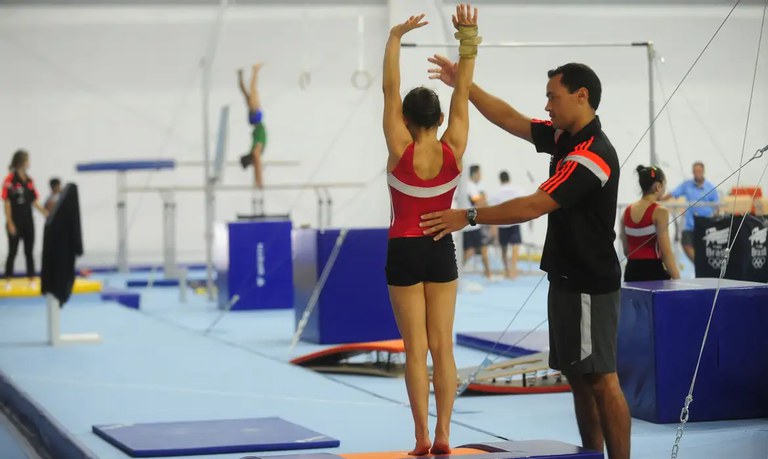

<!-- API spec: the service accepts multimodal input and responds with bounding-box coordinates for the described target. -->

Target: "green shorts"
[251,123,267,152]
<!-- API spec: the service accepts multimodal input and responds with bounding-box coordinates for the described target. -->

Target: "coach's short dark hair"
[548,63,602,110]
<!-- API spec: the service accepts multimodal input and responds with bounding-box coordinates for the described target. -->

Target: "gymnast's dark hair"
[636,165,666,195]
[9,149,28,172]
[547,63,602,110]
[402,87,441,128]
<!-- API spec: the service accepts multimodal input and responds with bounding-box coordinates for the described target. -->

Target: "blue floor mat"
[93,417,340,457]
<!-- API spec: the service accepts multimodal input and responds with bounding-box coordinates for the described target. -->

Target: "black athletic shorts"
[463,229,484,253]
[386,235,458,286]
[547,276,620,375]
[624,258,671,282]
[498,225,522,246]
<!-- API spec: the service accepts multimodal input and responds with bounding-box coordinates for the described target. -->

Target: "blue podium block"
[293,228,400,344]
[221,219,293,310]
[618,278,768,423]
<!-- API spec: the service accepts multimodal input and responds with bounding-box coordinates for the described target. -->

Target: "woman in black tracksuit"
[3,150,48,279]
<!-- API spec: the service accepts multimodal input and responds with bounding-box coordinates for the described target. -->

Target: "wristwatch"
[467,207,478,226]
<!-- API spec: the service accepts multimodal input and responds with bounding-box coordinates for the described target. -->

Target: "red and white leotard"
[623,202,661,259]
[387,142,460,239]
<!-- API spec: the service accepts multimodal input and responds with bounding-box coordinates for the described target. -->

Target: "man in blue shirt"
[664,161,719,262]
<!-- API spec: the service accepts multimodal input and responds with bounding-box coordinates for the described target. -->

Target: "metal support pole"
[202,63,215,300]
[47,294,60,346]
[161,190,177,279]
[201,0,229,302]
[315,187,324,230]
[116,171,128,273]
[178,268,188,303]
[324,188,332,228]
[647,42,657,166]
[251,188,264,216]
[204,178,215,301]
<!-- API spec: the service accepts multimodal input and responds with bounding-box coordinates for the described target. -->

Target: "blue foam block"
[293,228,399,344]
[101,290,140,309]
[92,417,340,457]
[618,278,768,423]
[76,160,175,172]
[455,331,548,358]
[223,220,294,310]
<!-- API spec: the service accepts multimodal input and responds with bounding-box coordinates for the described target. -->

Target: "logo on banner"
[703,227,729,269]
[749,227,767,269]
[256,242,266,287]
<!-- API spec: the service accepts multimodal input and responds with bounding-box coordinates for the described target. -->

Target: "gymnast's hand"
[420,209,468,241]
[390,14,428,38]
[428,4,477,87]
[6,221,16,236]
[452,2,478,30]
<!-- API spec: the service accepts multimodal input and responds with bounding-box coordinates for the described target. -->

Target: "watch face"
[468,208,477,224]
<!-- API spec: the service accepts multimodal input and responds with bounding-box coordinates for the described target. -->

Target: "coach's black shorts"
[498,225,522,246]
[547,276,620,375]
[386,235,458,286]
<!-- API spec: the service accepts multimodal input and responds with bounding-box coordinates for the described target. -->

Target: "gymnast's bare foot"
[408,438,431,456]
[430,438,451,456]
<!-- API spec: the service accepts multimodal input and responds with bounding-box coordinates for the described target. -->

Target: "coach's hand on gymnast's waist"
[420,208,470,241]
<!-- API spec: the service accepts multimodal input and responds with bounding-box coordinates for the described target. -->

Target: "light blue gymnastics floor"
[0,271,766,459]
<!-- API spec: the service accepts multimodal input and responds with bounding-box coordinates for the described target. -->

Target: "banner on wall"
[694,215,768,282]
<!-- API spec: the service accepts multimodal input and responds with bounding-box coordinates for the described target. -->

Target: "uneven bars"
[175,160,301,167]
[402,41,650,48]
[123,183,366,193]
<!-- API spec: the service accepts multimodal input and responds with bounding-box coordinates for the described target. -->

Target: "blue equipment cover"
[293,228,399,344]
[223,219,294,310]
[618,278,768,423]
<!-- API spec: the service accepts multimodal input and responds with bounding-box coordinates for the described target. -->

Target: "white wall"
[0,2,765,266]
